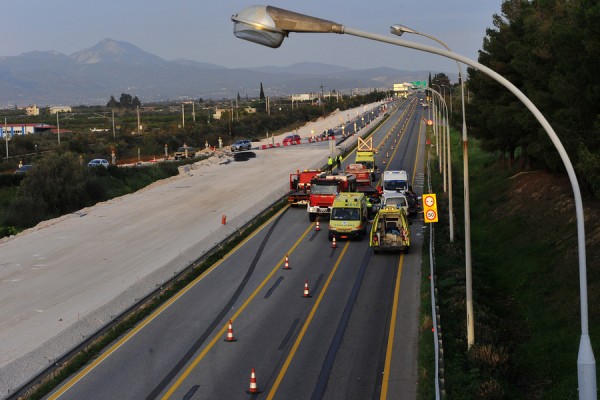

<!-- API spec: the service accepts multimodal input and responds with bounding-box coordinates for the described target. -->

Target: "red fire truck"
[344,163,372,186]
[288,169,322,205]
[307,172,357,222]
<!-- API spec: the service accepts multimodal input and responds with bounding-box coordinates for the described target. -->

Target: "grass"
[418,124,599,399]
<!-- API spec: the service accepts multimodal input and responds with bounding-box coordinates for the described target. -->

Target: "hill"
[0,39,439,106]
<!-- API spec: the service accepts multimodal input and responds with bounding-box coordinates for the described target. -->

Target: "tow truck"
[307,173,357,222]
[370,206,411,253]
[288,169,322,206]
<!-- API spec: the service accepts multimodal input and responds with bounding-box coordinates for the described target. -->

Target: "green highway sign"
[410,80,427,88]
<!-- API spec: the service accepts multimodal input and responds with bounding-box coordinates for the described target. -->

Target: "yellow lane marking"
[380,253,405,400]
[266,241,351,400]
[49,206,292,399]
[161,221,317,399]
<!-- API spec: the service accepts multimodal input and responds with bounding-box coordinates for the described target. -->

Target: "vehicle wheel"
[309,213,317,222]
[404,246,410,254]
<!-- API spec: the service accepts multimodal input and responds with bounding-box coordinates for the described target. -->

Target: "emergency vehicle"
[288,169,322,205]
[328,193,368,241]
[307,173,356,222]
[355,137,377,179]
[370,206,411,253]
[344,163,372,186]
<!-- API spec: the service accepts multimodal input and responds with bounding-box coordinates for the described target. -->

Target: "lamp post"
[429,87,454,243]
[390,23,472,346]
[432,83,446,180]
[443,84,453,116]
[231,6,596,398]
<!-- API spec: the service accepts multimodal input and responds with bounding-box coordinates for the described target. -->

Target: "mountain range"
[0,38,435,106]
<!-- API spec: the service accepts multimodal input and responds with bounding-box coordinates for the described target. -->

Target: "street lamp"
[391,23,471,344]
[443,84,453,116]
[429,87,454,244]
[432,83,446,179]
[231,6,596,398]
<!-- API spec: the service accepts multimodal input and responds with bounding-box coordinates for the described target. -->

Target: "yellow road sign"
[422,193,438,223]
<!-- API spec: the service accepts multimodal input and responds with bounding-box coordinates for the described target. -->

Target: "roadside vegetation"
[419,124,599,399]
[418,4,600,395]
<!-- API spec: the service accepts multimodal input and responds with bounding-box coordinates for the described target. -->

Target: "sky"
[1,0,502,75]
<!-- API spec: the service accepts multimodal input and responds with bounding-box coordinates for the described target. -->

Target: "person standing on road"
[336,154,342,171]
[328,156,334,172]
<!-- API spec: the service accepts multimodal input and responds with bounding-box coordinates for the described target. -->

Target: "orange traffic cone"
[283,255,291,270]
[246,368,260,394]
[315,220,321,231]
[331,236,337,248]
[303,280,311,298]
[224,320,236,342]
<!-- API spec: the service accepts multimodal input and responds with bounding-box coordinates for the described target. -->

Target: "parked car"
[174,146,196,160]
[231,139,252,151]
[87,159,109,168]
[14,164,34,174]
[283,134,301,145]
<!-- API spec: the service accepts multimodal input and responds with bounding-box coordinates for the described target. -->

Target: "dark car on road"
[231,139,252,151]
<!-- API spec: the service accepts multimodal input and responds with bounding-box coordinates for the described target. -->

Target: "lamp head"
[232,5,344,48]
[232,5,286,48]
[390,24,417,37]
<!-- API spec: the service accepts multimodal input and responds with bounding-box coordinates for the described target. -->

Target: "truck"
[370,206,411,253]
[288,169,322,206]
[382,170,409,195]
[328,193,368,241]
[344,163,372,186]
[355,137,377,179]
[307,173,357,222]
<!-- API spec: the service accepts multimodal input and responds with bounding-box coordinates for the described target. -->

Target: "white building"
[48,106,72,115]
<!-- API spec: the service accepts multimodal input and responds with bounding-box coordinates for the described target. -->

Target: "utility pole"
[181,104,185,128]
[192,102,196,123]
[56,111,61,146]
[136,106,141,135]
[4,118,8,159]
[320,84,325,112]
[111,109,116,139]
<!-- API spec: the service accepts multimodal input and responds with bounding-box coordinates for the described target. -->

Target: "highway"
[47,97,428,400]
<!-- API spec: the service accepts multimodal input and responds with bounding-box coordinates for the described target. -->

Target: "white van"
[382,170,409,195]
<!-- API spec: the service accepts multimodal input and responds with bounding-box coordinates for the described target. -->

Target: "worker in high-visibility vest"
[327,156,334,172]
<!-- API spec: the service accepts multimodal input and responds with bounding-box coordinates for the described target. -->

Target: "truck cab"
[288,169,321,205]
[328,193,368,241]
[382,170,409,195]
[307,173,356,222]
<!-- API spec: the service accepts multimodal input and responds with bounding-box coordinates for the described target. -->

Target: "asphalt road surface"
[0,101,388,397]
[41,97,428,400]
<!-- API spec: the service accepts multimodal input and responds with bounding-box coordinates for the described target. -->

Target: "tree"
[7,153,86,227]
[259,82,265,102]
[119,93,133,109]
[132,96,141,109]
[107,95,118,109]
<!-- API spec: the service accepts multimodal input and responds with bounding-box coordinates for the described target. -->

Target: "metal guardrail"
[426,142,445,399]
